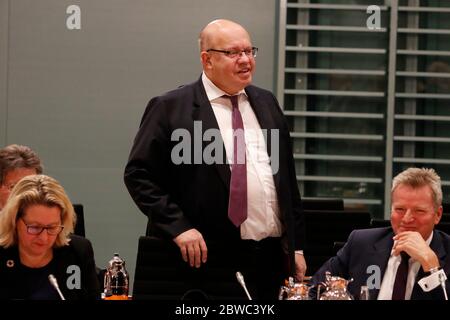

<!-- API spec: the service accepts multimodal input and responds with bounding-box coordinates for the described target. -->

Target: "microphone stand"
[438,272,448,301]
[236,271,252,300]
[48,274,66,300]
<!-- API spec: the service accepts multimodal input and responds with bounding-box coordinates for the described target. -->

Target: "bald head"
[199,19,251,52]
[199,19,255,95]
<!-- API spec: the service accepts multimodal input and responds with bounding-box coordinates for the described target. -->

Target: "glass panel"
[301,180,383,201]
[308,0,385,5]
[394,141,450,160]
[396,96,450,116]
[398,0,450,8]
[282,0,450,219]
[285,73,385,91]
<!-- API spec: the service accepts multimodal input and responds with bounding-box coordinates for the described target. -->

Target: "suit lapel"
[245,86,276,130]
[245,86,281,189]
[245,86,277,155]
[370,230,394,299]
[191,78,230,189]
[191,81,281,191]
[430,231,447,265]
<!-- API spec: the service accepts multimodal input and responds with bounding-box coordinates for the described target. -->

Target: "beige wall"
[0,0,279,290]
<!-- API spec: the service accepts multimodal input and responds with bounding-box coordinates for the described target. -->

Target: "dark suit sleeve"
[416,273,450,300]
[124,97,192,239]
[414,231,450,300]
[269,93,305,250]
[284,115,305,250]
[62,235,101,300]
[79,238,101,300]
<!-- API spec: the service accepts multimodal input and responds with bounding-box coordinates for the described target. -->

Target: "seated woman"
[0,174,100,299]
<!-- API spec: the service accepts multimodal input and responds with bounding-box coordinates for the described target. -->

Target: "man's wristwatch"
[424,266,441,276]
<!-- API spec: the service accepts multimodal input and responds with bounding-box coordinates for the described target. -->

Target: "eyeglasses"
[206,47,258,59]
[21,218,64,236]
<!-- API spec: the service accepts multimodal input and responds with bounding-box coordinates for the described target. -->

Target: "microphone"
[438,272,448,301]
[236,271,252,300]
[48,274,66,300]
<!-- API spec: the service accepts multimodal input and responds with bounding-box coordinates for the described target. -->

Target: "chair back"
[133,236,250,300]
[73,204,85,237]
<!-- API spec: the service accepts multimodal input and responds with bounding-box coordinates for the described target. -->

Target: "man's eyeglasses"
[206,47,258,59]
[21,218,64,236]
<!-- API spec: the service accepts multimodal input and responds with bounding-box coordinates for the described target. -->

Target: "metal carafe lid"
[107,253,126,271]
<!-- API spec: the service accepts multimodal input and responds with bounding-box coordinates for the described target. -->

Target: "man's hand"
[173,229,208,268]
[294,253,307,282]
[393,231,439,272]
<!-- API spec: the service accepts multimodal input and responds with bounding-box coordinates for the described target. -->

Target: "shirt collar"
[425,231,433,246]
[202,72,247,102]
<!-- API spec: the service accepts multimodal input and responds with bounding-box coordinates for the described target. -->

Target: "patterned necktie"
[226,95,247,227]
[392,252,410,300]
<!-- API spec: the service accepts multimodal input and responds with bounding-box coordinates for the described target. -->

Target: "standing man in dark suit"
[311,168,449,300]
[124,19,306,299]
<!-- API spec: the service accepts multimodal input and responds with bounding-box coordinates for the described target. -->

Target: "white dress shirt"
[202,73,283,241]
[378,232,435,300]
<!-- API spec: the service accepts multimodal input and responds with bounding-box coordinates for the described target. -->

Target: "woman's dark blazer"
[0,235,100,300]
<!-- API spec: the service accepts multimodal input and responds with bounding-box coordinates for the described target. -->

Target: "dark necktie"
[227,95,247,227]
[392,252,410,300]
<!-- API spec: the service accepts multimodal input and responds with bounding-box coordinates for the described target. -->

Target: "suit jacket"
[311,227,450,300]
[0,235,100,300]
[124,77,304,268]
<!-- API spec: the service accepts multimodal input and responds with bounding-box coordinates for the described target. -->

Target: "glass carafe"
[318,271,354,300]
[103,253,129,300]
[279,277,311,300]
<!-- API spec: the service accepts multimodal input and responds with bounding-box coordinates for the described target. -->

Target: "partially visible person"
[311,167,450,300]
[0,144,43,210]
[0,175,100,300]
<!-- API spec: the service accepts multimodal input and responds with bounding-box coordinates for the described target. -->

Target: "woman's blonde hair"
[0,174,76,248]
